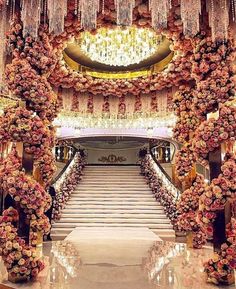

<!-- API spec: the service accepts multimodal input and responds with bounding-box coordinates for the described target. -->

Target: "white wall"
[87,147,143,165]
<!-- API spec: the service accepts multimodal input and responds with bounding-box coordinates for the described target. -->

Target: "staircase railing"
[147,153,181,200]
[150,149,172,183]
[52,146,77,185]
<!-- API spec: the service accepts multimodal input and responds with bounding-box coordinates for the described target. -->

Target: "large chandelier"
[79,27,162,67]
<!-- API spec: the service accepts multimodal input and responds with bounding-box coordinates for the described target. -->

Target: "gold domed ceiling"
[63,26,174,78]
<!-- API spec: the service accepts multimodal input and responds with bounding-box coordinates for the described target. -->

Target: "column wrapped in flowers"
[176,174,207,248]
[0,21,59,282]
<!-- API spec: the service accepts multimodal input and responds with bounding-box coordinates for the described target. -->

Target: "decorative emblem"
[98,154,126,164]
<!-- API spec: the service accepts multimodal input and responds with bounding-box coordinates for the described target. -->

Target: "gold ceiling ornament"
[85,70,152,79]
[79,27,163,67]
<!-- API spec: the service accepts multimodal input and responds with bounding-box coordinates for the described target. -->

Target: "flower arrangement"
[175,143,196,180]
[192,105,236,166]
[52,153,85,220]
[176,174,207,248]
[191,36,235,115]
[140,155,178,225]
[0,20,59,282]
[6,59,59,121]
[172,87,205,143]
[198,154,236,234]
[0,207,46,282]
[204,217,236,285]
[0,106,54,156]
[102,96,110,114]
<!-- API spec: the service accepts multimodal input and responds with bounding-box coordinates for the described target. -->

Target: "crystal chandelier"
[114,0,135,26]
[79,27,162,67]
[180,0,202,37]
[53,111,176,130]
[21,0,41,38]
[0,1,7,82]
[47,0,68,35]
[149,0,172,29]
[207,0,229,41]
[78,0,100,30]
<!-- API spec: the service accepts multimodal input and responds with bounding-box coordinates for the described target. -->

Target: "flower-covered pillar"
[173,86,207,248]
[190,34,236,284]
[0,20,59,282]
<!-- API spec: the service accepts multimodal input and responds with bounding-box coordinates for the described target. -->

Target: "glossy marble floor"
[0,228,235,289]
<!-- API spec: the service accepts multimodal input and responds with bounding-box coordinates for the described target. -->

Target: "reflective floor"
[0,228,235,289]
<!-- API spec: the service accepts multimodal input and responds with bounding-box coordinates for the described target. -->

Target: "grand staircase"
[51,165,175,241]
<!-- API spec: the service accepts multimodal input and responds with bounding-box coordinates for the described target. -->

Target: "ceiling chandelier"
[79,27,162,67]
[53,111,176,130]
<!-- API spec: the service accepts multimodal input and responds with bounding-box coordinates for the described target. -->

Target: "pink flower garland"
[198,154,236,237]
[0,207,45,281]
[52,153,85,220]
[191,36,235,115]
[204,218,236,285]
[177,174,207,248]
[141,156,177,226]
[175,143,196,180]
[192,105,236,166]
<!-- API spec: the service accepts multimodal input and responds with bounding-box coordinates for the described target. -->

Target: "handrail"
[51,145,77,185]
[150,149,172,182]
[148,152,181,199]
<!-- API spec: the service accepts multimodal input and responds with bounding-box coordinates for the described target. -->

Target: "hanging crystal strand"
[231,0,236,21]
[78,0,100,30]
[21,0,41,38]
[74,0,77,15]
[114,0,135,26]
[0,1,7,84]
[208,0,229,41]
[180,0,201,37]
[43,0,47,26]
[47,0,67,35]
[149,0,171,30]
[102,0,105,14]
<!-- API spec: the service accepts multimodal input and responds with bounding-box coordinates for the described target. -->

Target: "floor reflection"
[0,236,236,289]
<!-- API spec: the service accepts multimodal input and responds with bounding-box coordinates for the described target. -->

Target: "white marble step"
[52,222,173,229]
[70,193,153,197]
[76,185,149,189]
[60,213,167,219]
[66,200,159,206]
[82,175,144,179]
[62,207,165,213]
[73,188,151,192]
[84,166,139,169]
[63,204,163,209]
[79,180,147,184]
[68,197,156,202]
[79,183,148,186]
[56,218,171,224]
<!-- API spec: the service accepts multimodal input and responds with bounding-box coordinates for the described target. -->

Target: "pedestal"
[186,232,193,248]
